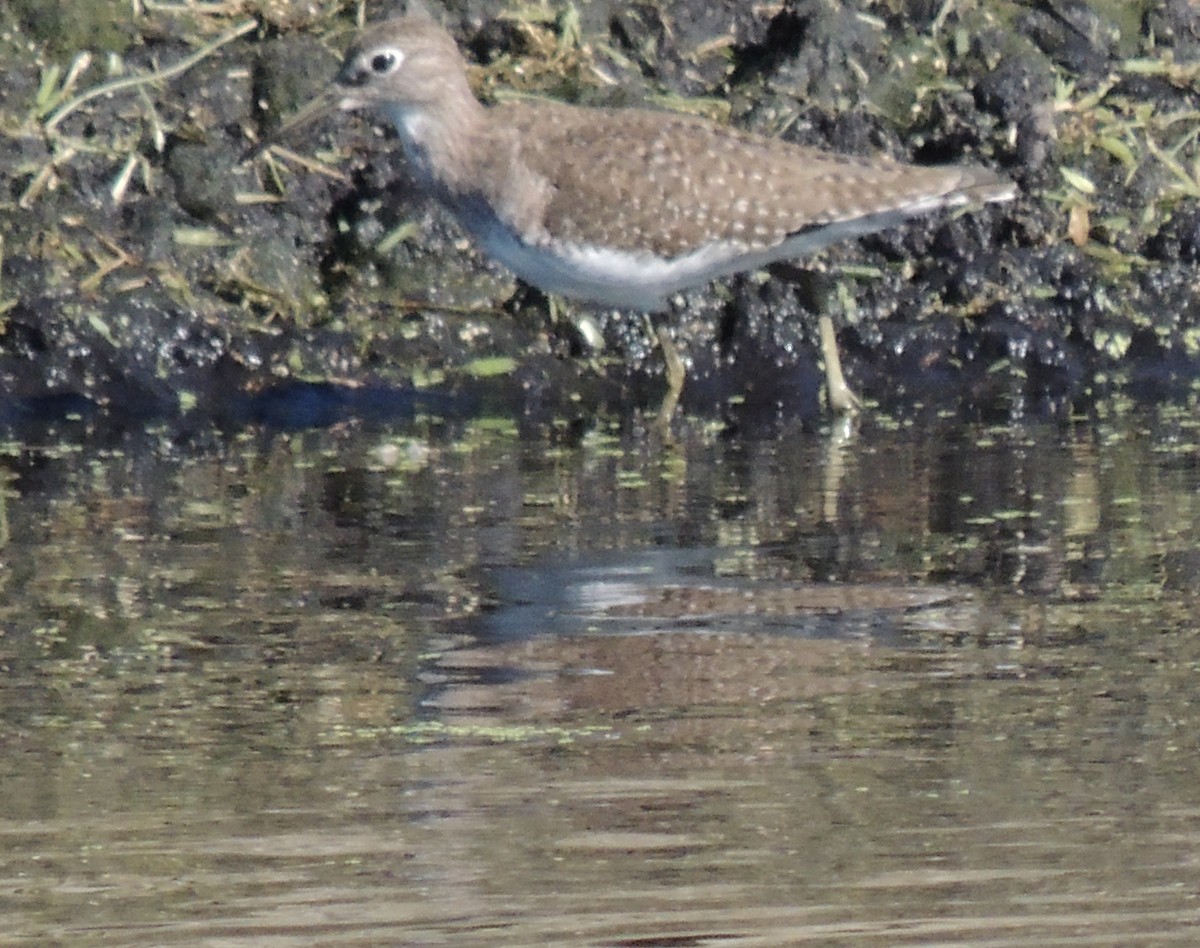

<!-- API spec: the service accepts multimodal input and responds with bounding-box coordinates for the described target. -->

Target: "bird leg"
[818,315,862,414]
[650,317,685,425]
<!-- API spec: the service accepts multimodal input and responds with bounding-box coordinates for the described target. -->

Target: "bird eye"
[370,51,397,74]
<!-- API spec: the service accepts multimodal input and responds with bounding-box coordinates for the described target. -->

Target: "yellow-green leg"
[819,315,862,414]
[653,320,685,427]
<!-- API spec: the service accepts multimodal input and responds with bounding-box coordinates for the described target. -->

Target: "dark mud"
[1,0,1197,434]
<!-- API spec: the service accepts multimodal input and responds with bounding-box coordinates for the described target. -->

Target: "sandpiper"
[259,5,1015,416]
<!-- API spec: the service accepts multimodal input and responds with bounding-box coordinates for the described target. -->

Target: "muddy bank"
[0,0,1197,433]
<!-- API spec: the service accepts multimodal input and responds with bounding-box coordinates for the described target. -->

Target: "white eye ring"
[369,49,403,75]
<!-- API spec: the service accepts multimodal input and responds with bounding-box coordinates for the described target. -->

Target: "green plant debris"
[466,416,521,437]
[645,92,732,123]
[172,227,237,248]
[1094,330,1132,359]
[375,221,422,256]
[460,356,518,378]
[30,52,92,122]
[327,719,613,746]
[616,470,649,489]
[41,19,256,133]
[1053,60,1200,236]
[1060,167,1097,194]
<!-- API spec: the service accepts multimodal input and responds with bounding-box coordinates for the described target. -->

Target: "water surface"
[3,403,1200,945]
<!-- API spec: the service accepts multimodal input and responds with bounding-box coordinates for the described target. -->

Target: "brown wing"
[494,100,1008,259]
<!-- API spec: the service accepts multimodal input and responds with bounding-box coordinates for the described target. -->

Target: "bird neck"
[383,81,489,195]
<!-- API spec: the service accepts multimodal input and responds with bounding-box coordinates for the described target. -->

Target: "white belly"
[468,214,729,311]
[458,199,938,312]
